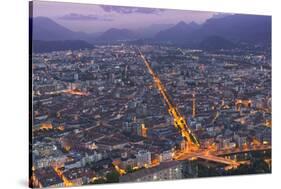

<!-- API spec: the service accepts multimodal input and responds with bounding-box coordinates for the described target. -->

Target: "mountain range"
[31,14,271,52]
[32,17,86,41]
[154,14,271,47]
[154,21,200,43]
[97,28,139,42]
[32,40,94,53]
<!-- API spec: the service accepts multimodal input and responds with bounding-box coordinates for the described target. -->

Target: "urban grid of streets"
[31,44,271,188]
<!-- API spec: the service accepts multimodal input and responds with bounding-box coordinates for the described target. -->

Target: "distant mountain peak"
[106,28,131,33]
[175,21,199,28]
[98,28,138,41]
[154,14,271,46]
[189,21,198,26]
[154,20,200,43]
[176,21,187,26]
[32,16,85,41]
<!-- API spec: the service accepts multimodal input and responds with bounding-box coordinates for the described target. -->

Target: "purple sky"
[33,1,217,33]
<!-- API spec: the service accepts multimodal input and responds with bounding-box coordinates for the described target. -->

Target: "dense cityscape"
[30,44,271,188]
[29,1,271,188]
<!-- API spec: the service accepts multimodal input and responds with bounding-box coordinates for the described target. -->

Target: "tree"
[106,171,119,183]
[92,178,106,184]
[252,159,270,173]
[126,165,133,173]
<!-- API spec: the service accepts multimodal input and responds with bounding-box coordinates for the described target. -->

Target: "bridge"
[138,49,200,149]
[138,48,271,169]
[214,145,271,156]
[173,151,240,170]
[174,145,271,167]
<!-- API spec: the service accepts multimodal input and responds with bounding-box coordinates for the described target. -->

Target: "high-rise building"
[74,73,79,81]
[119,161,183,182]
[136,150,151,168]
[192,92,196,118]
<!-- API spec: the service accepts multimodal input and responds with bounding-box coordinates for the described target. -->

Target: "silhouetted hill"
[97,28,139,42]
[31,14,271,50]
[199,36,236,50]
[154,21,200,43]
[32,17,87,41]
[137,24,174,38]
[154,14,271,47]
[195,14,271,44]
[32,40,94,53]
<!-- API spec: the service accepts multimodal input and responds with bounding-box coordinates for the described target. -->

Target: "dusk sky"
[33,1,218,33]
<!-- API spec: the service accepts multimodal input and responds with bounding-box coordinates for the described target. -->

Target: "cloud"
[59,13,113,21]
[100,5,164,14]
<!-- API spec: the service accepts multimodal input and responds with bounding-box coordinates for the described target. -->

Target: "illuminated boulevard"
[31,44,271,187]
[139,49,200,149]
[138,49,271,169]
